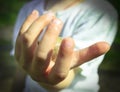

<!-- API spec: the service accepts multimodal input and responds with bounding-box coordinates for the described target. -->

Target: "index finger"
[22,12,55,47]
[19,10,39,35]
[71,42,110,68]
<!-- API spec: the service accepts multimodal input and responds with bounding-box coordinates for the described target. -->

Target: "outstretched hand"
[15,10,110,89]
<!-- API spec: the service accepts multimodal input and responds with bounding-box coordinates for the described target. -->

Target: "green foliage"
[0,0,28,27]
[108,0,120,15]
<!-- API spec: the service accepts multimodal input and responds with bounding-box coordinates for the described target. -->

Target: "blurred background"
[0,0,120,92]
[0,0,28,92]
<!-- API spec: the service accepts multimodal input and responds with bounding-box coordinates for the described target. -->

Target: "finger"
[15,37,22,61]
[19,12,55,70]
[22,12,55,47]
[15,10,39,60]
[19,10,39,35]
[36,18,63,60]
[31,18,63,76]
[20,12,55,70]
[71,42,110,68]
[15,10,39,61]
[48,38,74,84]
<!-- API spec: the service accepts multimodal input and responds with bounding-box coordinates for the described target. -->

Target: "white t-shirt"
[11,0,118,92]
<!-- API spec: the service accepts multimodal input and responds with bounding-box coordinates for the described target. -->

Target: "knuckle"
[49,22,63,32]
[45,16,53,22]
[49,27,60,35]
[36,48,48,60]
[20,25,26,33]
[36,51,46,60]
[21,33,31,46]
[34,53,46,66]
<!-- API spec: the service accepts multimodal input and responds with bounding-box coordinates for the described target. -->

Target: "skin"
[15,9,110,91]
[14,0,112,91]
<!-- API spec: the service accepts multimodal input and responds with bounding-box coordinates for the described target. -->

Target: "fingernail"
[63,38,74,49]
[31,10,39,16]
[64,41,73,49]
[52,19,62,25]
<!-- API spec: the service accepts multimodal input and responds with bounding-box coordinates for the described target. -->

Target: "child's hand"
[15,10,110,90]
